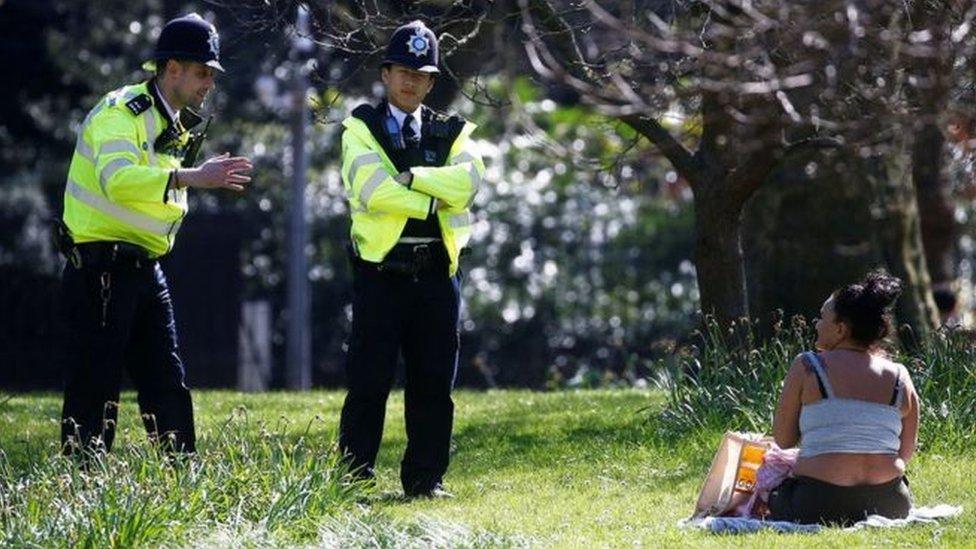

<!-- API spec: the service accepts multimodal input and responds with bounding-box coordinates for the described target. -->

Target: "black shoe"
[405,484,454,499]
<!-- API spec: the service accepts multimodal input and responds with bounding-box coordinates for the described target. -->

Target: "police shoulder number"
[125,94,153,116]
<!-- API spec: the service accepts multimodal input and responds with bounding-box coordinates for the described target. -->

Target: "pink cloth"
[734,444,799,518]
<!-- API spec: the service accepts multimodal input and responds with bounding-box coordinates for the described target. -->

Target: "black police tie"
[402,117,420,149]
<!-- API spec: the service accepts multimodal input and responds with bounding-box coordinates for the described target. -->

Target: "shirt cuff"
[163,171,175,203]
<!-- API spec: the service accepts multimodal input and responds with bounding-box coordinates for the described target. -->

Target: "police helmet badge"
[406,28,430,57]
[208,30,220,58]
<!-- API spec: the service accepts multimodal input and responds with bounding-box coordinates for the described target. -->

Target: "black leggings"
[768,475,912,525]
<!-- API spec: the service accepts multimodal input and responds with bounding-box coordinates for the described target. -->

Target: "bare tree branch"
[618,113,702,187]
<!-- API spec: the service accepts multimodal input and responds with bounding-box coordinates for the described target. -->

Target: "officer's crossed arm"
[342,132,431,219]
[407,139,485,211]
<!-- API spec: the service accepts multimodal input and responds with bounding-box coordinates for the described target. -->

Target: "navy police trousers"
[338,255,461,495]
[59,245,195,454]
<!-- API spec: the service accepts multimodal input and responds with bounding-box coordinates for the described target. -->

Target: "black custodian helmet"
[382,20,439,74]
[148,13,224,72]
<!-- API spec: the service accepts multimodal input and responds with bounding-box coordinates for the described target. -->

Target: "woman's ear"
[836,319,851,341]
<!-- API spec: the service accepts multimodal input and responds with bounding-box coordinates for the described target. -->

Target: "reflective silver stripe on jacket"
[143,108,159,166]
[347,152,382,187]
[100,140,141,157]
[465,163,482,208]
[76,138,95,163]
[66,178,173,236]
[358,168,388,209]
[168,216,184,241]
[451,152,475,165]
[451,151,481,208]
[99,157,135,193]
[398,236,441,244]
[82,95,112,125]
[449,212,472,229]
[73,100,110,163]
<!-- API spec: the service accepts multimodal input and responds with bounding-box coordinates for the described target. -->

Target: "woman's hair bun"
[833,269,902,345]
[860,270,903,310]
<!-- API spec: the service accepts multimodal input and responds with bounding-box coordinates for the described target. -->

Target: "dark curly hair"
[832,270,903,346]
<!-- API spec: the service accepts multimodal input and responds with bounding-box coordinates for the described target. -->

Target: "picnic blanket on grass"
[679,505,963,534]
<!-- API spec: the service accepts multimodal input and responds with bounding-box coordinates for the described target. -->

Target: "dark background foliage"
[3,0,975,390]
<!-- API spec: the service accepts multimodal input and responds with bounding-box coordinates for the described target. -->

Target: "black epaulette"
[125,94,153,116]
[351,103,378,123]
[428,110,465,140]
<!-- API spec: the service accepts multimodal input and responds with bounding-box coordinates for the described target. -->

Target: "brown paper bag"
[692,431,772,518]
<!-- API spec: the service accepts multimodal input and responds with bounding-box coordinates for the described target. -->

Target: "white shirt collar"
[154,81,180,122]
[388,102,422,138]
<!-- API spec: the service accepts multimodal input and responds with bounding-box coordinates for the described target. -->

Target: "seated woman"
[768,271,920,525]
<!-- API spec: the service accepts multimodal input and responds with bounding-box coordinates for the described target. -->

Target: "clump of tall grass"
[655,316,808,437]
[181,511,533,548]
[0,407,363,547]
[317,512,533,548]
[908,328,976,451]
[656,317,976,452]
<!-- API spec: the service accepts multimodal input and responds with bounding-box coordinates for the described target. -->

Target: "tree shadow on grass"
[433,415,707,489]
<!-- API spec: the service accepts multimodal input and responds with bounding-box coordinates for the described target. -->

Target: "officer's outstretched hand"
[177,153,254,191]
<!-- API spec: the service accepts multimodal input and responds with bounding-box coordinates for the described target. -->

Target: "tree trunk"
[693,185,750,327]
[908,3,955,319]
[865,136,940,345]
[743,148,878,327]
[913,124,955,285]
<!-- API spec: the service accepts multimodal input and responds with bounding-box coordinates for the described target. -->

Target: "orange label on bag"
[735,466,757,491]
[741,445,765,464]
[733,444,766,493]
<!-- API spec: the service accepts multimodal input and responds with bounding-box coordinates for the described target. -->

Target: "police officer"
[337,20,485,497]
[57,13,253,455]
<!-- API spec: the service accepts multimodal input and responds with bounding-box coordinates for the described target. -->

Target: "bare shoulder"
[782,353,816,392]
[786,353,810,377]
[873,353,911,379]
[894,359,918,391]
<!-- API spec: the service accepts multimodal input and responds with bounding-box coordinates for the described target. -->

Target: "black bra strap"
[889,373,902,406]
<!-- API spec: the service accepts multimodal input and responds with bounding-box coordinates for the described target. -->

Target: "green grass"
[0,389,972,547]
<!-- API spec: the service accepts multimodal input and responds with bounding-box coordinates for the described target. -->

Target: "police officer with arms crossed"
[338,20,485,498]
[56,13,253,455]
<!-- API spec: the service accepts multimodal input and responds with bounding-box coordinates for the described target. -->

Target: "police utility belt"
[51,218,152,270]
[350,240,449,277]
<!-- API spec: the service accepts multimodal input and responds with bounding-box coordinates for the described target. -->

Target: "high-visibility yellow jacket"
[63,80,190,258]
[340,114,485,276]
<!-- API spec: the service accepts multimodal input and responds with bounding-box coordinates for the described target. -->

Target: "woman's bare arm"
[773,356,807,449]
[898,366,920,463]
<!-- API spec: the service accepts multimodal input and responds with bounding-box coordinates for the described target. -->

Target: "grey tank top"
[798,351,904,459]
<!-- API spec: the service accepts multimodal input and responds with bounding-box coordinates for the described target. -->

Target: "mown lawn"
[1,389,971,547]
